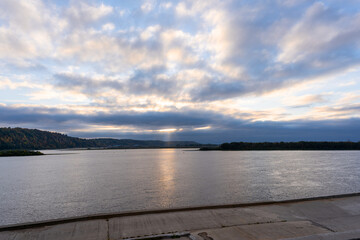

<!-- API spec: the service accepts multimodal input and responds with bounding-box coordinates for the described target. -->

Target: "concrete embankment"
[1,193,360,240]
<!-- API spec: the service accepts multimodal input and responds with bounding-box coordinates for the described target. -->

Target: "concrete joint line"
[123,231,190,240]
[211,219,289,230]
[106,219,110,240]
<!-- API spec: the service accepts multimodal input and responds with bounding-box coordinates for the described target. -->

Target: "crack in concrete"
[309,220,336,233]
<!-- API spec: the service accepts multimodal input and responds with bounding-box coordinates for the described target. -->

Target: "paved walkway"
[1,194,360,240]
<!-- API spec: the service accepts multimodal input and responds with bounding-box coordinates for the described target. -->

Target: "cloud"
[5,0,359,102]
[1,0,359,102]
[1,0,360,141]
[289,94,327,108]
[55,73,124,97]
[312,103,360,118]
[0,78,33,90]
[278,0,310,7]
[102,23,115,31]
[190,79,246,101]
[0,0,60,59]
[54,66,177,101]
[189,1,360,101]
[277,2,360,65]
[1,104,360,143]
[141,0,156,13]
[160,2,173,10]
[0,105,220,129]
[66,1,113,27]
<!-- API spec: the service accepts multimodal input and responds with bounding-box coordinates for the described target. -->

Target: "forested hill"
[0,127,202,150]
[200,141,360,150]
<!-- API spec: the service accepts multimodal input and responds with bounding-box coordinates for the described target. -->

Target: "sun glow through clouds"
[158,128,180,133]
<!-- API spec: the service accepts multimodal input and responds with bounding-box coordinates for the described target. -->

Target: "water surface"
[0,149,359,225]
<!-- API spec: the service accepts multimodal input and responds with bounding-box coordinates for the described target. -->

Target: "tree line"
[0,127,101,150]
[0,127,203,150]
[200,141,360,150]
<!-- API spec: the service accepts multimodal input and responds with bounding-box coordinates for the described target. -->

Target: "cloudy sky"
[0,0,360,143]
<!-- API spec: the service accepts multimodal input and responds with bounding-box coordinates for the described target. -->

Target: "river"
[0,149,359,225]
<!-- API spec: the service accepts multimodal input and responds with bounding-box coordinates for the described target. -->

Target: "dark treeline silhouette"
[0,150,44,157]
[200,141,360,151]
[0,127,202,150]
[0,127,94,150]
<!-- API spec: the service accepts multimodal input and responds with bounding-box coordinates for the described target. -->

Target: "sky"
[0,0,360,143]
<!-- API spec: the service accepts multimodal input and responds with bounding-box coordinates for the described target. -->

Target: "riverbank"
[1,193,360,239]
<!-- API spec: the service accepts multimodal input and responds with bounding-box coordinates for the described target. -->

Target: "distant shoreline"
[0,127,210,150]
[200,141,360,151]
[0,150,44,157]
[200,148,360,151]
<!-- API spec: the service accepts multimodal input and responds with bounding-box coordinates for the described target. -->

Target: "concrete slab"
[317,214,360,232]
[109,206,291,239]
[110,205,303,240]
[279,229,360,240]
[0,219,107,240]
[247,204,303,222]
[209,207,284,226]
[109,210,222,239]
[191,221,331,240]
[328,197,360,216]
[246,196,360,223]
[191,226,255,240]
[237,221,331,240]
[284,201,350,221]
[1,194,360,240]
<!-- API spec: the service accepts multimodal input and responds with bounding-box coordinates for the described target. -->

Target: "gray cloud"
[127,66,178,96]
[65,1,113,28]
[1,105,359,143]
[55,73,124,96]
[187,1,360,101]
[0,105,218,128]
[190,79,246,101]
[55,65,177,98]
